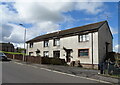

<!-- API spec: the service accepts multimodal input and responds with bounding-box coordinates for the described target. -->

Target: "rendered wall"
[27,32,99,65]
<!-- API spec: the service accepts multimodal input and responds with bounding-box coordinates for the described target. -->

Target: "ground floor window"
[53,51,60,58]
[43,51,49,57]
[78,49,89,57]
[29,52,33,56]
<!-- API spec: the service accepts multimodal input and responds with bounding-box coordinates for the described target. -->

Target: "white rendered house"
[26,21,113,69]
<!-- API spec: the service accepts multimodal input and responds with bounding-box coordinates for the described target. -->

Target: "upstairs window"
[44,40,49,47]
[78,49,89,57]
[29,43,33,48]
[79,34,89,42]
[53,38,60,46]
[43,51,49,57]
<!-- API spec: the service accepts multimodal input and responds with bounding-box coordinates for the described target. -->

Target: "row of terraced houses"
[26,21,113,69]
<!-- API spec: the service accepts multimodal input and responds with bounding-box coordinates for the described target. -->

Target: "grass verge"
[0,51,25,55]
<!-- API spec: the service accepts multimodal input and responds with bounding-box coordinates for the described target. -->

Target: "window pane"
[54,39,60,46]
[79,34,89,42]
[57,40,60,45]
[53,51,60,58]
[80,35,83,42]
[44,51,49,57]
[55,40,57,45]
[29,52,33,56]
[44,40,49,47]
[30,43,33,48]
[78,49,89,57]
[86,34,89,41]
[83,35,86,41]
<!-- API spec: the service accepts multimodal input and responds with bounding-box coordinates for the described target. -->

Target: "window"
[36,49,40,56]
[79,34,89,42]
[53,51,60,58]
[53,38,60,46]
[29,43,33,48]
[29,52,33,56]
[44,40,49,47]
[43,51,49,57]
[78,49,89,57]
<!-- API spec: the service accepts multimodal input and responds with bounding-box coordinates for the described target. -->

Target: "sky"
[0,0,119,52]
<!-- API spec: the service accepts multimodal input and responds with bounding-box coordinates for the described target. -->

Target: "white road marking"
[14,62,24,65]
[13,61,111,84]
[39,67,111,84]
[31,66,38,68]
[14,62,38,69]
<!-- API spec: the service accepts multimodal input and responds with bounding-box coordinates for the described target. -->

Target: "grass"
[110,75,120,78]
[100,73,120,79]
[0,51,25,55]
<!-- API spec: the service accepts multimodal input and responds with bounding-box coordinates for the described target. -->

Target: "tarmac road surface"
[2,61,110,84]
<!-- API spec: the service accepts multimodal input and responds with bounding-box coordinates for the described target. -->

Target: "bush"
[41,57,51,64]
[50,58,66,65]
[41,57,66,65]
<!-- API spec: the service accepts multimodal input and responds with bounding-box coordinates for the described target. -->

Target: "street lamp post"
[19,24,26,61]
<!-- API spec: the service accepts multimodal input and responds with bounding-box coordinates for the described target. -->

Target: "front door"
[66,51,71,62]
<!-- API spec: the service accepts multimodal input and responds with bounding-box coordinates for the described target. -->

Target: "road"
[2,61,108,83]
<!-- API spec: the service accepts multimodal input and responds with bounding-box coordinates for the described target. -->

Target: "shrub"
[50,58,66,65]
[41,57,51,64]
[41,57,66,65]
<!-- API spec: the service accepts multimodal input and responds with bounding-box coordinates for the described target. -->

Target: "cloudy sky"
[0,0,119,52]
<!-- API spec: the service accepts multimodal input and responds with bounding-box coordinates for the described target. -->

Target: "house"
[0,42,14,52]
[26,21,113,69]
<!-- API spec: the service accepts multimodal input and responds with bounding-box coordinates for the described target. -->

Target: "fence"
[5,53,42,64]
[103,52,120,76]
[25,56,41,64]
[115,53,120,67]
[5,53,66,65]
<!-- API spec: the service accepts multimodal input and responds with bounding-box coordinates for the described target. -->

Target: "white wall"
[27,32,99,65]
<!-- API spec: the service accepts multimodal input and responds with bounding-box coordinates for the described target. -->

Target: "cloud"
[75,2,104,14]
[1,21,60,43]
[114,44,120,53]
[1,24,13,37]
[13,42,24,48]
[0,4,18,24]
[14,1,74,23]
[1,1,105,47]
[26,21,60,39]
[110,26,118,34]
[0,24,13,42]
[2,24,25,43]
[36,21,60,33]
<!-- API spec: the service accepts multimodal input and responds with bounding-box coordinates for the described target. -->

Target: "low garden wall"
[5,53,66,65]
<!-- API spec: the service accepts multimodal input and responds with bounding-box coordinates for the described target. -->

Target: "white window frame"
[43,51,49,57]
[54,38,60,46]
[44,40,49,47]
[79,34,89,42]
[30,43,33,48]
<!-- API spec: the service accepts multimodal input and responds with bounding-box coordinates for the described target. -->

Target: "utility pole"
[19,24,26,61]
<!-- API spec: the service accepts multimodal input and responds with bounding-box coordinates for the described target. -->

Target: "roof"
[26,21,107,43]
[0,43,14,47]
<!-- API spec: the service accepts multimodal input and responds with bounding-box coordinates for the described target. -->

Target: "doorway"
[66,51,71,62]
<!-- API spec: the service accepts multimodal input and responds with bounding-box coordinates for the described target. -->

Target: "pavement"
[2,60,120,84]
